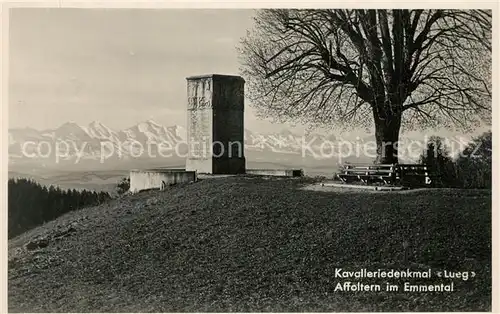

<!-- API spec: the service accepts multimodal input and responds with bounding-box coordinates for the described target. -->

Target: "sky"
[8,8,304,133]
[7,8,490,139]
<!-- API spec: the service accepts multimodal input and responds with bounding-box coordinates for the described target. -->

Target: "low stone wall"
[246,169,303,177]
[129,169,197,193]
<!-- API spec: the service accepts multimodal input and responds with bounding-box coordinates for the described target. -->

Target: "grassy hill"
[8,176,491,312]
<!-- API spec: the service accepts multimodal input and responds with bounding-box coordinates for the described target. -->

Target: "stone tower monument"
[185,74,246,174]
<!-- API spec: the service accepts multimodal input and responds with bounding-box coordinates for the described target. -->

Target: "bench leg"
[337,174,347,183]
[379,176,390,185]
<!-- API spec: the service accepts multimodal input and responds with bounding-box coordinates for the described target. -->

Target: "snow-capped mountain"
[8,119,469,169]
[9,127,46,144]
[118,120,187,145]
[86,120,119,141]
[9,120,190,166]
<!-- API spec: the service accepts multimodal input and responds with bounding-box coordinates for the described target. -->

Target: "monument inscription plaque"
[185,74,246,174]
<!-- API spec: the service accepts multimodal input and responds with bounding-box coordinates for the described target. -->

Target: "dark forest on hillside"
[8,178,111,239]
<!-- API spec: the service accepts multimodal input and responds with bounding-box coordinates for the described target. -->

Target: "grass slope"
[8,176,491,312]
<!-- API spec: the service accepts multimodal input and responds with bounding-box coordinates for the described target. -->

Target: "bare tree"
[239,9,491,163]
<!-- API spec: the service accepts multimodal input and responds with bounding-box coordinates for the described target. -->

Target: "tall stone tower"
[185,74,246,174]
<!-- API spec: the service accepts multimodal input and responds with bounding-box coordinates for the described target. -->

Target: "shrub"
[454,131,491,189]
[117,177,130,195]
[419,136,458,187]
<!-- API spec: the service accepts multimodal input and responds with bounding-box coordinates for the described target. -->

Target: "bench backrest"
[338,163,432,185]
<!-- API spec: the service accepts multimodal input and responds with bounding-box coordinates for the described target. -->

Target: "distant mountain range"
[8,120,473,172]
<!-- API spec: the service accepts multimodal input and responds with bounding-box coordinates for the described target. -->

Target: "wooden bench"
[336,163,434,187]
[398,164,433,186]
[336,163,398,185]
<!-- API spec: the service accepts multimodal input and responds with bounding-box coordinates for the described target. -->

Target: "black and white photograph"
[3,2,495,312]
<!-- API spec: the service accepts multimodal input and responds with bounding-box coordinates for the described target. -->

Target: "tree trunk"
[373,109,402,164]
